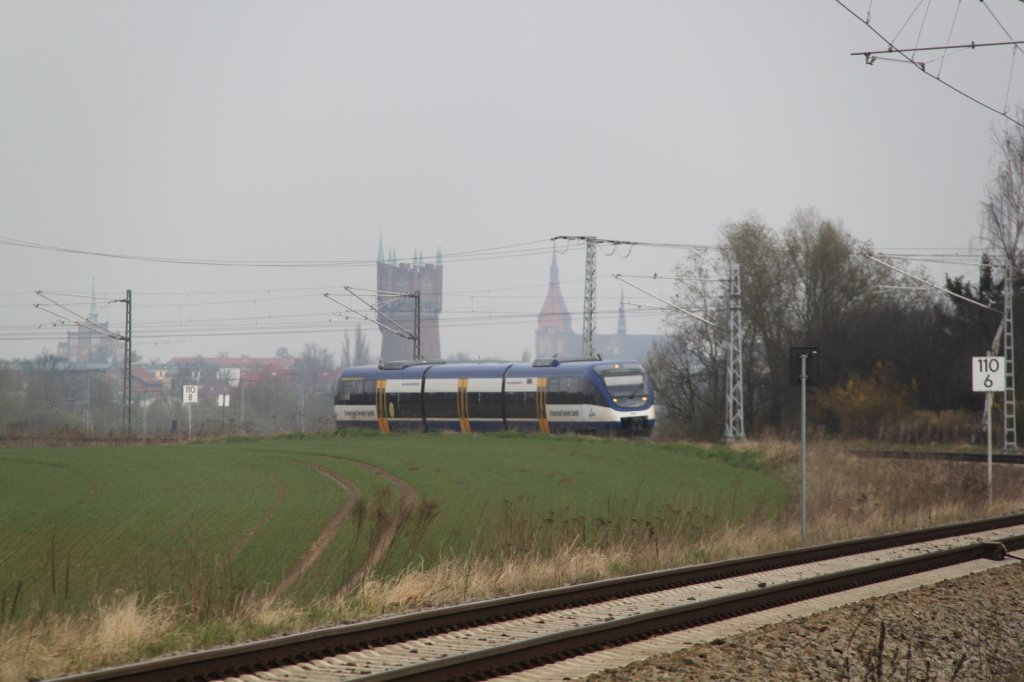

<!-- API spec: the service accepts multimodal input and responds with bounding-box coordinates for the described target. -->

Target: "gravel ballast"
[584,562,1024,681]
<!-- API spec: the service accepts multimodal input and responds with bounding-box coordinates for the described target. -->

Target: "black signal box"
[789,347,819,386]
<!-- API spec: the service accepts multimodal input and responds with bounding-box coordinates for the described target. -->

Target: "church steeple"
[536,249,573,358]
[89,278,99,324]
[377,235,385,263]
[617,290,626,336]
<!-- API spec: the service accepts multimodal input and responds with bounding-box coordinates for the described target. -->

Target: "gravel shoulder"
[584,561,1024,681]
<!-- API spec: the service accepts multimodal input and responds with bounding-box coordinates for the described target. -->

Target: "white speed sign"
[972,356,1006,392]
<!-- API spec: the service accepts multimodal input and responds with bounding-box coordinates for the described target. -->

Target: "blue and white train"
[334,357,655,435]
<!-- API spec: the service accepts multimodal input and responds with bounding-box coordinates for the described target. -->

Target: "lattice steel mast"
[582,239,596,355]
[725,264,745,441]
[1004,262,1017,453]
[554,236,637,357]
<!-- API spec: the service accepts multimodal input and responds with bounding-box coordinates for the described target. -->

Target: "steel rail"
[362,536,1023,681]
[47,514,1024,682]
[850,449,1024,465]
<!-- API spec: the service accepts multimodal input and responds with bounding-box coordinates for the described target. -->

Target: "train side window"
[471,391,503,418]
[424,391,458,419]
[338,379,373,405]
[357,381,375,405]
[388,392,422,419]
[547,377,571,405]
[578,377,601,404]
[504,390,537,419]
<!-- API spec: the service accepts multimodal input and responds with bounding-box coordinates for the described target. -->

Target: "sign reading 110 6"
[973,356,1006,392]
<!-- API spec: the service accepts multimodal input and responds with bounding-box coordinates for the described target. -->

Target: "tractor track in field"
[268,463,361,601]
[334,458,418,598]
[221,472,287,567]
[257,454,419,601]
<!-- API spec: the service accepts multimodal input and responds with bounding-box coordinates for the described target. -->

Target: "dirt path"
[263,455,420,601]
[267,462,360,601]
[334,459,418,598]
[221,471,287,567]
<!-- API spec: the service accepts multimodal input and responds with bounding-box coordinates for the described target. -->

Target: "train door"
[423,376,461,431]
[463,377,504,432]
[456,378,469,432]
[536,377,549,433]
[383,378,424,432]
[374,379,390,432]
[503,375,547,432]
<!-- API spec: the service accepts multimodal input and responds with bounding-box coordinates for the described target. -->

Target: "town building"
[535,251,661,361]
[56,282,124,367]
[376,240,443,361]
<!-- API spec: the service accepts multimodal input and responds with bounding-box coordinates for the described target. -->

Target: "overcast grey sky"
[1,1,1022,364]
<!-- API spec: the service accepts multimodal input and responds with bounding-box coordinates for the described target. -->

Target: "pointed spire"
[549,247,559,285]
[377,235,385,263]
[617,290,626,336]
[436,247,443,267]
[89,278,99,324]
[389,248,396,265]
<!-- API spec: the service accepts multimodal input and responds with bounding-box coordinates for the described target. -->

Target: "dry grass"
[343,438,1024,615]
[0,594,176,682]
[5,438,1023,682]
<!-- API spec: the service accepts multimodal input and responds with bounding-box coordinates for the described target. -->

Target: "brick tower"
[376,240,443,361]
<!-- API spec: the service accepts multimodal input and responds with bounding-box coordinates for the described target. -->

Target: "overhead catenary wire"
[834,0,1024,125]
[0,235,567,268]
[0,234,997,354]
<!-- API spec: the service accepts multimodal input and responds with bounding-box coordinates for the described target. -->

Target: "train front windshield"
[595,363,649,408]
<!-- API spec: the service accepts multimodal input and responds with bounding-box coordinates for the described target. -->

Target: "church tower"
[376,238,443,361]
[535,250,575,358]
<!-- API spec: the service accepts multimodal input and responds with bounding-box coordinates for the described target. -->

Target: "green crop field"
[0,432,786,624]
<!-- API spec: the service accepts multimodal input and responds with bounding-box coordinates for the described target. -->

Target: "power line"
[834,0,1024,125]
[0,235,560,268]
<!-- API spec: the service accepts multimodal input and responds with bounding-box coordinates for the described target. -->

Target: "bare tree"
[341,323,371,368]
[653,208,922,436]
[294,343,337,431]
[983,112,1024,267]
[647,248,729,438]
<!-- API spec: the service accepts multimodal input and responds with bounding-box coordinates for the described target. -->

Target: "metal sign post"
[790,347,818,545]
[973,355,1006,505]
[218,394,230,428]
[182,385,198,439]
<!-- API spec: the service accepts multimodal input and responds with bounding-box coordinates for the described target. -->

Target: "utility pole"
[583,239,596,356]
[34,288,133,434]
[1004,262,1017,453]
[122,289,132,435]
[725,264,745,441]
[325,287,422,361]
[412,290,421,361]
[554,236,637,357]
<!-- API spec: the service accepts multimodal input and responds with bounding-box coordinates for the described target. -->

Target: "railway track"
[849,449,1024,465]
[50,514,1024,682]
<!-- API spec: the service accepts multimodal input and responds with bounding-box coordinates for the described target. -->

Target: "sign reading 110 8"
[972,356,1006,392]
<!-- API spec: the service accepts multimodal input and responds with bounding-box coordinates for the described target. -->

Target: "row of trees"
[647,210,1004,441]
[650,114,1024,442]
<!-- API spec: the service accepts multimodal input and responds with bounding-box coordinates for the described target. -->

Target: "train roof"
[338,357,646,381]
